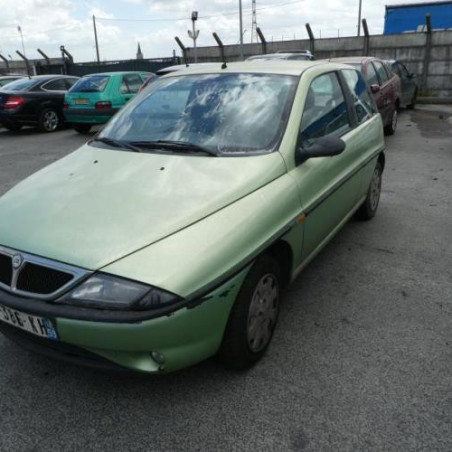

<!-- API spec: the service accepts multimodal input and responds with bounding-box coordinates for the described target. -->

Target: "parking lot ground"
[0,108,451,451]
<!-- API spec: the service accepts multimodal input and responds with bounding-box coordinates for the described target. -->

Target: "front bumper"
[0,268,248,373]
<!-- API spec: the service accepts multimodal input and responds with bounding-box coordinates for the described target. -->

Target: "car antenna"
[212,32,227,69]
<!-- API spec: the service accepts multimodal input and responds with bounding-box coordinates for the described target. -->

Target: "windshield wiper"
[91,137,142,153]
[129,140,219,156]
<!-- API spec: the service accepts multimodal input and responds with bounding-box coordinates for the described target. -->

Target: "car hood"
[0,144,286,270]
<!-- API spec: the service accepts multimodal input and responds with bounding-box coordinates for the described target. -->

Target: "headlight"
[58,273,180,310]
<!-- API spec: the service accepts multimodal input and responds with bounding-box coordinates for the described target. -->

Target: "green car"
[0,62,385,373]
[63,71,152,134]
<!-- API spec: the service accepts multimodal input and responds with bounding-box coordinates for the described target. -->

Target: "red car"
[329,57,402,135]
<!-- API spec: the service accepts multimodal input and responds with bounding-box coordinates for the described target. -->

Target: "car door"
[372,61,394,125]
[119,73,143,105]
[35,78,68,114]
[290,71,365,261]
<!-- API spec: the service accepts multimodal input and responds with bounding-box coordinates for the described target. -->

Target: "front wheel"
[73,124,92,134]
[38,108,60,133]
[384,108,398,136]
[218,255,281,370]
[356,161,383,221]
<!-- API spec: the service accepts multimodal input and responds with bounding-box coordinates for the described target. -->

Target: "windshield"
[70,75,110,93]
[97,73,297,155]
[1,78,38,91]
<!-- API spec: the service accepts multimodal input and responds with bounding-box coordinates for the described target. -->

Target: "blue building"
[384,1,452,34]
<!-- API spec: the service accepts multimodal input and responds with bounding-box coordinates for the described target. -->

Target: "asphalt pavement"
[0,109,451,451]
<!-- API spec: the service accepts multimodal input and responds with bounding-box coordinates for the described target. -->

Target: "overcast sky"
[0,0,432,63]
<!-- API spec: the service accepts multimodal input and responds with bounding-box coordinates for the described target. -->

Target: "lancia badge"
[12,254,23,269]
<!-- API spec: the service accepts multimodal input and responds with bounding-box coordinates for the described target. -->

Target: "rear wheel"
[73,124,92,134]
[38,108,60,133]
[219,255,281,370]
[356,161,383,221]
[384,108,398,136]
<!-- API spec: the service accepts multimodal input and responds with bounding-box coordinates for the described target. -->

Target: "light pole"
[239,0,244,60]
[188,11,199,63]
[17,25,26,58]
[357,0,363,36]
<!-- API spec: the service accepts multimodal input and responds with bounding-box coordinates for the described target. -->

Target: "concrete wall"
[194,30,452,98]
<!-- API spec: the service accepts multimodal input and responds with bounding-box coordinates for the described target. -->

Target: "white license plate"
[0,304,58,340]
[75,98,89,105]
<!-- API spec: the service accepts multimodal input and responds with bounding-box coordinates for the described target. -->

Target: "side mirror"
[370,84,380,93]
[297,136,345,164]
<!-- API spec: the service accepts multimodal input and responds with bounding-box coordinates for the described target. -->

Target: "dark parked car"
[329,57,402,135]
[0,75,79,132]
[387,60,418,109]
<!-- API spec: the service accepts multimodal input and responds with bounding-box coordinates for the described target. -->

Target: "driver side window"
[300,72,350,148]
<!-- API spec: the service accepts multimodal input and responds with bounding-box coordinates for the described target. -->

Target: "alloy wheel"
[43,110,59,131]
[247,273,279,353]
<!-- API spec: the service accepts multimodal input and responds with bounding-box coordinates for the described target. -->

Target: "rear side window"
[342,69,377,124]
[1,78,38,91]
[373,61,389,84]
[65,78,78,89]
[42,79,67,91]
[300,72,350,148]
[70,75,110,93]
[120,74,144,94]
[391,62,401,77]
[365,63,379,87]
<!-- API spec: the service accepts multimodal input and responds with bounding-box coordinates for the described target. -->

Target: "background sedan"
[0,75,79,132]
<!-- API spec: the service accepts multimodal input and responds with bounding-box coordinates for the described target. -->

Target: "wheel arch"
[263,239,293,288]
[378,151,386,172]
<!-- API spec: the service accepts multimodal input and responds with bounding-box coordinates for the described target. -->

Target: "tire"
[384,108,398,136]
[3,121,22,132]
[38,108,60,133]
[73,124,92,134]
[356,161,383,221]
[407,90,417,110]
[218,255,281,370]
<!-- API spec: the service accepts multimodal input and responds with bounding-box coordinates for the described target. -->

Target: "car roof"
[29,74,77,79]
[81,71,152,77]
[160,61,349,77]
[327,56,380,64]
[156,63,218,74]
[248,52,311,59]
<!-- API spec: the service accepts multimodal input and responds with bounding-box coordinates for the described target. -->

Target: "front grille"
[16,262,74,295]
[0,253,13,286]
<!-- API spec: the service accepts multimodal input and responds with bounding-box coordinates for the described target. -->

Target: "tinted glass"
[373,61,389,84]
[0,77,21,87]
[43,79,67,91]
[287,55,311,61]
[300,72,350,147]
[70,75,110,93]
[342,69,377,124]
[0,78,38,91]
[120,74,143,94]
[391,62,401,77]
[366,63,379,86]
[400,63,410,77]
[65,78,78,89]
[99,73,297,154]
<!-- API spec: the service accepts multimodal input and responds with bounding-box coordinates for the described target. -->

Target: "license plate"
[75,99,89,105]
[0,304,58,340]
